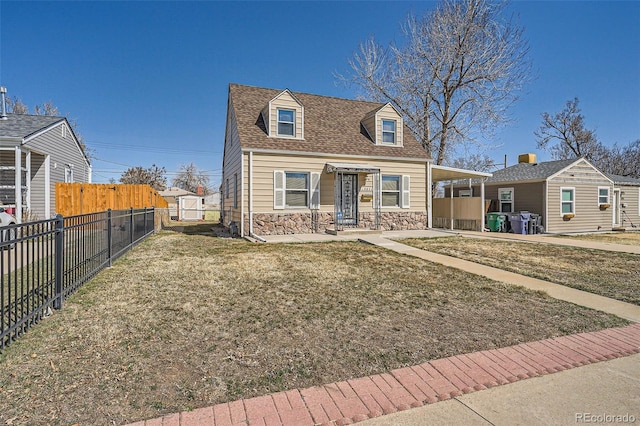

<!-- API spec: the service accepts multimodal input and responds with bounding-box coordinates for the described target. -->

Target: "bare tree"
[171,163,210,195]
[597,140,640,179]
[5,96,29,114]
[450,152,495,172]
[120,164,167,190]
[339,0,531,165]
[535,97,606,162]
[5,95,91,159]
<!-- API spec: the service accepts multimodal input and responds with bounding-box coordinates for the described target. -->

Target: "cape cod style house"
[220,84,435,237]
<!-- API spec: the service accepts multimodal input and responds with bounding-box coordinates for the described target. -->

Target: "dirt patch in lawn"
[403,236,640,305]
[556,231,640,246]
[0,228,628,425]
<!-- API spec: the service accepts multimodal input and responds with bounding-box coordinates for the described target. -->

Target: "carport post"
[481,179,486,232]
[450,181,454,230]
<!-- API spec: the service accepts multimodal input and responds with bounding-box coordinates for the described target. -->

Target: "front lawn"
[402,236,640,305]
[0,226,627,425]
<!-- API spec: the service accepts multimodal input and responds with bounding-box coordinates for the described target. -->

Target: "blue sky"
[1,1,638,186]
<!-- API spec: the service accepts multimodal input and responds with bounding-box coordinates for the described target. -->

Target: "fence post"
[143,207,148,236]
[54,214,64,310]
[107,209,112,267]
[129,207,134,248]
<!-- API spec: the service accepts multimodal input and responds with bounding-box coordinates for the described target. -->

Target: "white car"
[0,207,17,244]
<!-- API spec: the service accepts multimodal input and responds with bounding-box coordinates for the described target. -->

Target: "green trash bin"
[487,212,506,232]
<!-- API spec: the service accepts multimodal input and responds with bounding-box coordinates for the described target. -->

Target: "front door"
[613,189,621,227]
[339,174,358,225]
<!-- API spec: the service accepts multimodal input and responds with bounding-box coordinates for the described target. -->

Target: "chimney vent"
[0,86,7,120]
[518,153,537,164]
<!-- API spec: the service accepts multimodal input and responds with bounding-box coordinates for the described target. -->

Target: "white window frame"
[638,188,640,216]
[598,186,610,206]
[233,173,238,209]
[277,108,295,137]
[381,175,400,207]
[285,172,309,208]
[381,119,396,145]
[560,187,575,216]
[459,189,472,198]
[64,167,74,183]
[380,175,410,208]
[226,178,229,199]
[498,187,514,213]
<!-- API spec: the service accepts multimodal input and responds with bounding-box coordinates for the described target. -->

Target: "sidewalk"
[130,230,640,426]
[129,324,640,426]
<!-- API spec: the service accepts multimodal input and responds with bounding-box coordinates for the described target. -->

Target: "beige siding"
[248,153,427,214]
[545,161,613,232]
[269,91,304,139]
[222,102,243,225]
[361,113,376,141]
[375,104,404,146]
[618,185,640,227]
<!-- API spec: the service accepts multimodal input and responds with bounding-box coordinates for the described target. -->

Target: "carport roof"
[430,164,492,182]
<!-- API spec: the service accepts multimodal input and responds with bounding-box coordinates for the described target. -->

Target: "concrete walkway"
[357,234,640,323]
[455,230,640,255]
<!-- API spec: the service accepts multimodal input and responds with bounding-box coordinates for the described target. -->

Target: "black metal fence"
[1,208,155,349]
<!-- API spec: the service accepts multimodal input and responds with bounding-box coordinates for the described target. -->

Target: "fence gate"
[179,196,202,221]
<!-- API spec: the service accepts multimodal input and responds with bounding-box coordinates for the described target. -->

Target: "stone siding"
[245,211,428,235]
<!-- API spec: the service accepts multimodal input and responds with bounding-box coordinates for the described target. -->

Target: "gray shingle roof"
[229,84,431,160]
[0,114,64,139]
[485,158,578,183]
[606,173,640,186]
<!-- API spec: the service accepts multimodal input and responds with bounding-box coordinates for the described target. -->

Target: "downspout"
[240,153,245,237]
[543,180,549,233]
[15,146,22,224]
[248,151,253,235]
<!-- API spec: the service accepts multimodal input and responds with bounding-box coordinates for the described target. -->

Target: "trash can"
[486,212,506,232]
[528,214,539,234]
[508,212,529,234]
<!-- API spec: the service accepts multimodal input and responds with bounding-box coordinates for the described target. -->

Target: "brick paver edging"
[129,324,640,426]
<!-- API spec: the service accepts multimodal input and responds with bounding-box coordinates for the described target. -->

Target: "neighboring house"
[0,113,91,222]
[606,174,640,229]
[159,186,196,220]
[221,83,435,236]
[451,155,619,233]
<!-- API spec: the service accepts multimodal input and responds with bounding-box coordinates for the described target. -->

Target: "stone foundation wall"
[245,211,428,235]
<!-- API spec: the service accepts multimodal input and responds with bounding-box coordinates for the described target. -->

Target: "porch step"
[325,228,382,236]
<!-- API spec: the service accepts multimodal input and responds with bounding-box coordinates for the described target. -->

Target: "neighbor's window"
[233,174,238,209]
[598,187,609,205]
[381,175,400,207]
[459,189,472,198]
[64,167,74,183]
[382,120,396,144]
[561,187,575,214]
[285,172,308,207]
[277,109,295,136]
[498,188,514,213]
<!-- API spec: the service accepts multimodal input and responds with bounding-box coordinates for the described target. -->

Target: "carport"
[427,164,492,231]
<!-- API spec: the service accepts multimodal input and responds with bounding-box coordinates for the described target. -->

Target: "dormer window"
[382,120,396,144]
[277,109,295,136]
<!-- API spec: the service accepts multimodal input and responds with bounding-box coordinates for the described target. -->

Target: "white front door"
[613,189,621,227]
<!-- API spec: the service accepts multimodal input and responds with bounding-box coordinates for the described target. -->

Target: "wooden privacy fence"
[56,183,168,216]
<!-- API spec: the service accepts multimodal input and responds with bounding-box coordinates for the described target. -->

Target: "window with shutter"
[401,175,410,208]
[310,172,320,209]
[274,170,285,209]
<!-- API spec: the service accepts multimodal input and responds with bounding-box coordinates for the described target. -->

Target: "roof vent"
[0,86,7,120]
[518,153,537,164]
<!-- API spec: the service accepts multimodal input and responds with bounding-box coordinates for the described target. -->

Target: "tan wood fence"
[56,183,168,216]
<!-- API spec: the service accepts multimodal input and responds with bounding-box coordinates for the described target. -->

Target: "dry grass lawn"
[556,231,640,246]
[0,224,628,425]
[403,236,640,305]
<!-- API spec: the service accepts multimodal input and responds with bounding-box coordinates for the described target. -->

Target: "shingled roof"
[228,84,431,160]
[485,158,578,183]
[606,173,640,186]
[0,114,64,139]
